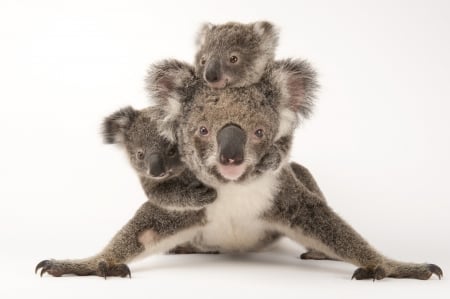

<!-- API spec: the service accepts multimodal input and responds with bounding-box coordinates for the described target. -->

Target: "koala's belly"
[193,172,279,252]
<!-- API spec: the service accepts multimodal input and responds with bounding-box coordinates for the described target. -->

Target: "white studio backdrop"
[0,0,449,298]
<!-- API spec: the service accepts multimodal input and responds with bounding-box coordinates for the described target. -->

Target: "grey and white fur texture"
[36,56,442,280]
[101,105,217,209]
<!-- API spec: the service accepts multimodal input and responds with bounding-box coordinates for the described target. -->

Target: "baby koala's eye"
[199,126,209,136]
[254,129,264,138]
[136,150,145,160]
[229,55,238,64]
[200,56,207,65]
[167,147,177,157]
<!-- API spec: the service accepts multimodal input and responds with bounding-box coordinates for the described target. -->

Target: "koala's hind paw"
[352,263,443,280]
[35,259,131,279]
[97,261,131,279]
[35,260,67,277]
[351,267,386,281]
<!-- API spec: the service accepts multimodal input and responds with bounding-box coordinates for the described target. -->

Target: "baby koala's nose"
[148,153,166,178]
[205,60,221,83]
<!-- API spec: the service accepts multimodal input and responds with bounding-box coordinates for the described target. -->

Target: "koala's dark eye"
[167,147,177,157]
[136,150,145,160]
[199,126,209,136]
[230,56,238,64]
[200,56,207,65]
[255,129,264,138]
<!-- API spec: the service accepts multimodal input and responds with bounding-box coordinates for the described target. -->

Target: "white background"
[1,0,449,298]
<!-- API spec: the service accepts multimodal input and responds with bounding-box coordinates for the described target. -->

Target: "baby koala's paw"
[188,181,217,204]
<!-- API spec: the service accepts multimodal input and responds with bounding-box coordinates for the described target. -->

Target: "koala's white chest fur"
[193,171,279,252]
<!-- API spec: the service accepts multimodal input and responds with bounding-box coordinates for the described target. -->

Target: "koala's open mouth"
[146,169,173,180]
[217,163,247,181]
[208,78,229,89]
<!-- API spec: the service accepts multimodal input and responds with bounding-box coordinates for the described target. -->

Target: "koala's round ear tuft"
[274,58,319,119]
[195,22,214,48]
[101,106,139,144]
[252,21,279,51]
[146,59,195,116]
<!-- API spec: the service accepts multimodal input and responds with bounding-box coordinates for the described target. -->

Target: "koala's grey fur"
[36,58,442,280]
[101,105,217,209]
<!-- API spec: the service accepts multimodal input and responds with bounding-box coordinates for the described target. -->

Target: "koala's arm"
[264,167,443,280]
[36,202,205,278]
[142,171,217,209]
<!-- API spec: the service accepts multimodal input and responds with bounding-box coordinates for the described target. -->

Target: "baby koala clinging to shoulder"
[195,21,278,89]
[102,106,217,209]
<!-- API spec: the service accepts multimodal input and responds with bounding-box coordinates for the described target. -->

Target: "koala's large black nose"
[217,124,246,166]
[148,153,166,177]
[205,60,221,83]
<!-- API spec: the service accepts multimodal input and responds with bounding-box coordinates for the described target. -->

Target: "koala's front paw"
[194,185,217,204]
[351,263,443,280]
[35,259,131,279]
[255,150,282,173]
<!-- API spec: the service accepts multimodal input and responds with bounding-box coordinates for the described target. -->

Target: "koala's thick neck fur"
[102,106,217,209]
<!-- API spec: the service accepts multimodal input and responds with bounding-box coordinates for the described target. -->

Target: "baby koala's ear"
[102,106,139,144]
[273,58,318,119]
[146,59,196,120]
[252,21,279,52]
[195,22,214,48]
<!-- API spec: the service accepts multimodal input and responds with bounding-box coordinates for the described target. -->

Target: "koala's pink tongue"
[217,164,246,181]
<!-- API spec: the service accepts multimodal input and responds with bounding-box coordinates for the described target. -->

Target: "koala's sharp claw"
[428,264,443,279]
[40,267,48,277]
[35,260,49,274]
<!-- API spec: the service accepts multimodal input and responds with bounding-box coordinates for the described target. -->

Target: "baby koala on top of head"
[193,21,317,171]
[102,105,217,209]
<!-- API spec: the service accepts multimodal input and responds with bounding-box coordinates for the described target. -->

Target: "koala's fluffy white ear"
[102,106,139,144]
[272,59,318,140]
[195,22,214,48]
[146,59,196,143]
[274,58,318,118]
[252,21,279,52]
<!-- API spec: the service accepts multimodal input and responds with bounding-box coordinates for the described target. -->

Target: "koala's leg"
[289,162,336,261]
[290,162,325,199]
[36,202,205,278]
[265,169,443,280]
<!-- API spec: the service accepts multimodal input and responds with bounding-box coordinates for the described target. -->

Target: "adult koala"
[36,60,442,280]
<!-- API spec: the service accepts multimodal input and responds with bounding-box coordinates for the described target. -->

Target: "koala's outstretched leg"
[289,162,337,261]
[266,168,443,280]
[36,202,205,278]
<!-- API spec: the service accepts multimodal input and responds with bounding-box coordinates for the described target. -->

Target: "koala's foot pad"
[351,264,443,280]
[35,260,131,279]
